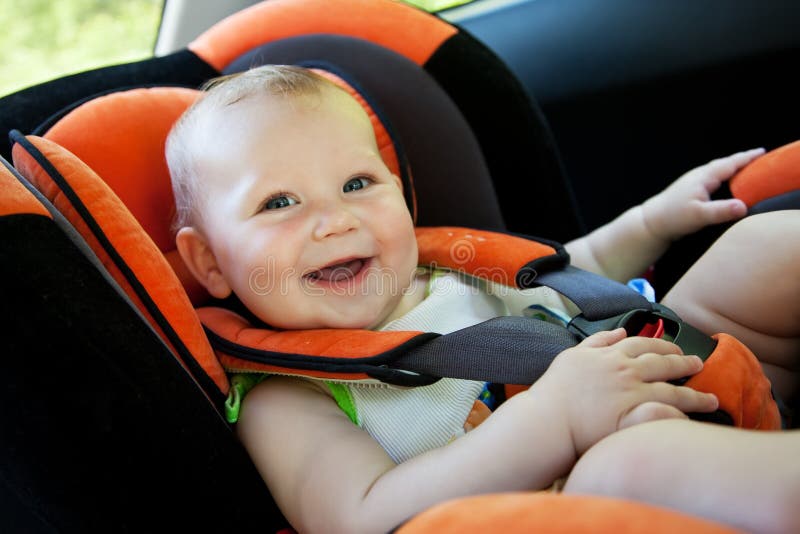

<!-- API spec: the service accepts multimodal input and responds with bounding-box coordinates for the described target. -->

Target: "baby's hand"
[530,329,718,455]
[641,148,764,242]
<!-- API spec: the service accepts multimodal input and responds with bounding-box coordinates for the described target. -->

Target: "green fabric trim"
[404,0,474,13]
[225,373,268,424]
[326,382,359,425]
[426,267,440,295]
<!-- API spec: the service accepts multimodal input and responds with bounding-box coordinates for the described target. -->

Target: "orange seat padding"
[416,226,560,288]
[731,139,800,207]
[396,493,743,534]
[189,0,458,72]
[0,162,51,218]
[44,87,198,253]
[199,307,428,381]
[685,333,781,430]
[42,88,211,302]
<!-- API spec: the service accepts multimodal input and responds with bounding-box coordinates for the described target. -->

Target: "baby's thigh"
[662,211,800,376]
[564,420,800,532]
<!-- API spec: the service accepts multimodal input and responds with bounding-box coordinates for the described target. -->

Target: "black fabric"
[396,316,578,384]
[0,471,57,534]
[0,49,219,161]
[540,48,800,235]
[10,132,227,409]
[749,189,800,215]
[225,33,506,230]
[534,265,652,320]
[0,206,286,532]
[424,29,584,242]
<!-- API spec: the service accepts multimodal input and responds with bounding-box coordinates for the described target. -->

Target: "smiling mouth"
[305,257,371,282]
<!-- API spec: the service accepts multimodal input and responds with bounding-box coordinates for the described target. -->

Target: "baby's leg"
[661,210,800,405]
[564,419,800,534]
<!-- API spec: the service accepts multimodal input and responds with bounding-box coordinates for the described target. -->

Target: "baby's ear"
[175,227,232,299]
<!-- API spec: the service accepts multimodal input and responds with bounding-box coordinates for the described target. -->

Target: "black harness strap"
[393,316,577,384]
[388,265,652,384]
[532,265,653,319]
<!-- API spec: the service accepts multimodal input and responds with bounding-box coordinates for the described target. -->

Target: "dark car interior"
[453,0,800,290]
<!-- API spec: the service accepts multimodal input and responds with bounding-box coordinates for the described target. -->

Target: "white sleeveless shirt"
[330,271,571,463]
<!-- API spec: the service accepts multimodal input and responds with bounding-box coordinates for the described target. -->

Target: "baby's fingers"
[615,335,684,357]
[634,353,704,382]
[695,198,747,225]
[576,328,627,348]
[648,382,719,414]
[705,148,765,182]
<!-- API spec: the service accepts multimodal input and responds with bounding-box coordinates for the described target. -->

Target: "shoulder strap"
[394,316,576,384]
[532,265,652,319]
[201,259,651,386]
[395,266,654,384]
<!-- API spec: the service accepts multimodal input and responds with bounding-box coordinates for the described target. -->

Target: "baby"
[167,65,800,533]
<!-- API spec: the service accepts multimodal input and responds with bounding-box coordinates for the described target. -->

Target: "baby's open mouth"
[305,257,370,282]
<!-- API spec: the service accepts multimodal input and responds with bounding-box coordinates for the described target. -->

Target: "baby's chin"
[259,309,391,331]
[251,294,404,331]
[318,311,392,331]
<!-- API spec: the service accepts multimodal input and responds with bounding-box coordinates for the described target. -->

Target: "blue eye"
[263,194,297,210]
[343,176,372,193]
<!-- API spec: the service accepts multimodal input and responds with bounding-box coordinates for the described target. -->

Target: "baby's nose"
[312,206,360,240]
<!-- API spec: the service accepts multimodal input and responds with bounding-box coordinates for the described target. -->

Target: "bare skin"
[663,210,800,405]
[565,419,800,534]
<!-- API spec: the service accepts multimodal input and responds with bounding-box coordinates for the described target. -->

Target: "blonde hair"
[166,65,336,231]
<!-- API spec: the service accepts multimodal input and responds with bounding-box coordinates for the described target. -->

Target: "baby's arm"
[237,330,718,534]
[566,148,764,281]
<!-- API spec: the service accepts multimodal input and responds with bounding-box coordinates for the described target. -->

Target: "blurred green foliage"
[0,0,162,97]
[0,0,478,97]
[403,0,473,11]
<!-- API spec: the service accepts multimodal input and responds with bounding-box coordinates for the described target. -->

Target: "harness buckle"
[566,303,717,361]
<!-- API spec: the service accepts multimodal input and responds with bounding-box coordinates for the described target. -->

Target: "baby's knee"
[724,210,800,245]
[564,420,690,496]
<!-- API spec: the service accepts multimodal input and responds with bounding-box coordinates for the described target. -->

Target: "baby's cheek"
[245,264,279,298]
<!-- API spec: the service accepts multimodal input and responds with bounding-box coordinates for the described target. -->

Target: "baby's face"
[192,87,418,329]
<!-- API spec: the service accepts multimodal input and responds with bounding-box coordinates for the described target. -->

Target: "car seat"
[1,0,797,532]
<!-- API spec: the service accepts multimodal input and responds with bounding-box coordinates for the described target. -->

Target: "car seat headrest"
[188,0,457,72]
[38,75,404,304]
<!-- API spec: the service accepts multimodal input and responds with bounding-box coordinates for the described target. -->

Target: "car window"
[0,0,163,97]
